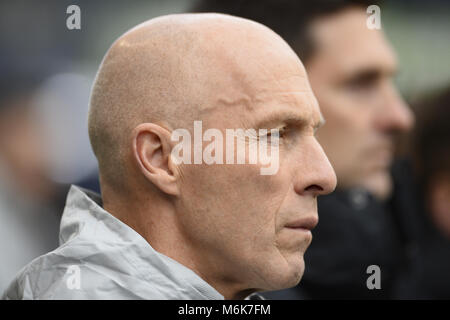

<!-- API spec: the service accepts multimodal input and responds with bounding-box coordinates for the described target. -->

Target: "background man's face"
[306,7,414,199]
[173,49,336,294]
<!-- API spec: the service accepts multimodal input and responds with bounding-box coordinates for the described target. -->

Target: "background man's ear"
[132,123,179,196]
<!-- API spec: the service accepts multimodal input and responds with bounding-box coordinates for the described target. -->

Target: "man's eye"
[345,78,378,93]
[265,128,286,140]
[275,128,286,138]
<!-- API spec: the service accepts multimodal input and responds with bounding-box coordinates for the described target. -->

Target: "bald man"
[2,13,336,300]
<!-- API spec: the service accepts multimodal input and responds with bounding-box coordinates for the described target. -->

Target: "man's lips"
[285,215,318,231]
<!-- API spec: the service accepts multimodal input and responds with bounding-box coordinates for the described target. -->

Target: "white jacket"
[2,186,224,300]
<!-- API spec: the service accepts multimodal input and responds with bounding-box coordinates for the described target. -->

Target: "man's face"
[306,7,414,199]
[173,46,336,296]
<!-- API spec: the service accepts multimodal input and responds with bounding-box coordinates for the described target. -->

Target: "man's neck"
[103,191,253,300]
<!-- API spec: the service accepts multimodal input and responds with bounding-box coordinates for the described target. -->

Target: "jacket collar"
[60,185,224,300]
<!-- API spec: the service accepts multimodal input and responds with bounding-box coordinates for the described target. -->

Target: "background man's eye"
[345,77,379,94]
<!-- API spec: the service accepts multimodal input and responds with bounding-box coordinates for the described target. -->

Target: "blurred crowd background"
[0,0,449,298]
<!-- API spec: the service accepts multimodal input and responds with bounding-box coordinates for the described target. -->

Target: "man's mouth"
[285,215,318,232]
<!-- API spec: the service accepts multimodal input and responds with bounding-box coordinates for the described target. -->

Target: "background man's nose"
[376,84,415,133]
[294,138,337,197]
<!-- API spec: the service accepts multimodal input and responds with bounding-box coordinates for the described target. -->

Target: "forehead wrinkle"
[212,72,311,109]
[249,90,322,129]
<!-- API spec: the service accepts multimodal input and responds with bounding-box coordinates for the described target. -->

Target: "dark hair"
[192,0,375,63]
[412,87,450,189]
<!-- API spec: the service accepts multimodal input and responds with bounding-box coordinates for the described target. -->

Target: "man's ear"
[132,123,179,196]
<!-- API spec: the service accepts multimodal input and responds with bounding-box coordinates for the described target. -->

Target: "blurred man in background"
[0,60,65,292]
[0,57,99,292]
[193,0,416,298]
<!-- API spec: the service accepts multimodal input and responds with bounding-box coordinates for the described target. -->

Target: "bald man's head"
[88,13,302,191]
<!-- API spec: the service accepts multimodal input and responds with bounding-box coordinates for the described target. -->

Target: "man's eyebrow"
[342,66,398,84]
[254,110,324,130]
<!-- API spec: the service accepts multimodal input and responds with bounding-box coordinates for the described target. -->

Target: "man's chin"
[267,255,305,291]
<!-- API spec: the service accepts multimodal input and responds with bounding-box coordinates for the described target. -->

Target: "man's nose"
[293,138,337,197]
[375,83,415,133]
